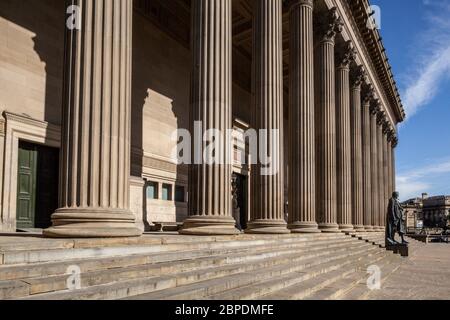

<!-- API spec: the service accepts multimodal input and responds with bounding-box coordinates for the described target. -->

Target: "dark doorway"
[16,141,59,230]
[232,173,248,231]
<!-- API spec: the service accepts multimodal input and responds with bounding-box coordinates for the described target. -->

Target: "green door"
[16,142,37,229]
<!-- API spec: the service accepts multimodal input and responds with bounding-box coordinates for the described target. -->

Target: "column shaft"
[387,140,392,199]
[383,128,390,224]
[288,0,319,233]
[370,105,380,230]
[181,0,239,235]
[315,8,342,233]
[336,42,355,232]
[391,139,397,192]
[361,91,373,231]
[350,67,365,231]
[247,0,289,234]
[377,114,385,228]
[289,0,320,233]
[45,0,141,238]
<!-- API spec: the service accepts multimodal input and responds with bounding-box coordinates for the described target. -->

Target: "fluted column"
[387,135,393,200]
[383,121,390,223]
[44,0,141,238]
[370,101,380,231]
[391,136,398,193]
[350,66,365,231]
[180,0,239,235]
[377,112,386,229]
[315,8,342,233]
[288,0,320,233]
[361,86,374,231]
[247,0,289,234]
[336,41,355,232]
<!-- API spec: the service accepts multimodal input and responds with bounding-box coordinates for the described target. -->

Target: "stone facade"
[0,0,405,237]
[422,196,450,228]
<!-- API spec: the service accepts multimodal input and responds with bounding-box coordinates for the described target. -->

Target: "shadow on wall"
[0,0,65,125]
[131,11,191,225]
[0,0,65,231]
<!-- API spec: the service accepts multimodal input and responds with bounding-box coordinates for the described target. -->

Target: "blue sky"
[372,0,450,200]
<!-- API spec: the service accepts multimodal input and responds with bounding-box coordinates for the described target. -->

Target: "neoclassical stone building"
[0,0,404,237]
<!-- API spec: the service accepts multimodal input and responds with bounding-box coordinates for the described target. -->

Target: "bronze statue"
[386,191,409,245]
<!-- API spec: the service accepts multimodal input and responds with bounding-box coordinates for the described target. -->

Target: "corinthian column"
[44,0,141,238]
[180,0,239,235]
[315,8,342,233]
[247,0,289,234]
[336,41,356,232]
[361,85,374,231]
[288,0,320,233]
[370,101,380,231]
[377,112,385,228]
[350,66,365,231]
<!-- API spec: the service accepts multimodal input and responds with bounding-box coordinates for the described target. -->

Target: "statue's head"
[393,191,399,199]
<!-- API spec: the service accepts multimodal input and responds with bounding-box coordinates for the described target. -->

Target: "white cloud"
[401,1,450,120]
[396,159,450,200]
[402,46,450,119]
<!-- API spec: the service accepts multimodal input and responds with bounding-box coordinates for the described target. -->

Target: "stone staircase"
[0,232,405,300]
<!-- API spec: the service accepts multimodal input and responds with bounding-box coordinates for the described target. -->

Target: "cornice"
[343,0,405,123]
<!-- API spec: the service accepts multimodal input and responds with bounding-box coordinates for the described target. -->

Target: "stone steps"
[257,249,389,300]
[0,235,354,281]
[128,243,378,300]
[352,232,386,247]
[8,240,359,298]
[0,234,348,266]
[0,233,401,300]
[338,254,403,300]
[304,253,399,300]
[207,248,384,300]
[18,240,369,300]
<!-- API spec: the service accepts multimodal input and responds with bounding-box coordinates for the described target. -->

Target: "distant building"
[402,194,450,230]
[402,196,424,230]
[422,196,450,228]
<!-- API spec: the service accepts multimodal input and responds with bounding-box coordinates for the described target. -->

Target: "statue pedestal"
[386,243,409,257]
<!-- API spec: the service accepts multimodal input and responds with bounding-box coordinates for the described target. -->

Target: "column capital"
[336,40,357,70]
[370,98,381,115]
[316,7,343,43]
[377,110,386,125]
[350,65,366,90]
[391,136,399,148]
[362,84,375,106]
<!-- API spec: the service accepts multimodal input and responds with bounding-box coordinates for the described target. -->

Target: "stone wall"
[0,0,65,124]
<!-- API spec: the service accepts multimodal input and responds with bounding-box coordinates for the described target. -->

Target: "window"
[147,182,158,200]
[175,186,185,203]
[162,184,172,201]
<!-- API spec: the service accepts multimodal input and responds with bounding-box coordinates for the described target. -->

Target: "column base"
[179,216,241,236]
[288,221,321,233]
[364,225,376,232]
[353,225,365,232]
[338,224,355,233]
[245,220,290,234]
[319,223,341,233]
[43,208,143,238]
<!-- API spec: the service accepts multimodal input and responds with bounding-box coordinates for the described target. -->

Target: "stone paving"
[368,243,450,300]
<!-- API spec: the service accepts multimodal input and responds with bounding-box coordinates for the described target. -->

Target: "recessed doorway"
[16,141,59,231]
